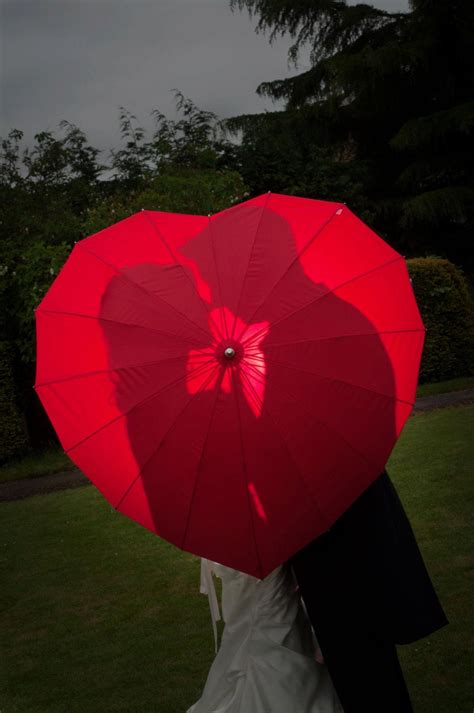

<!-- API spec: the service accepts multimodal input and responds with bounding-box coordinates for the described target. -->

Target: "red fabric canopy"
[35,193,424,577]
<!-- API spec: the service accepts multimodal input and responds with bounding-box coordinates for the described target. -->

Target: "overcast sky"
[1,0,409,155]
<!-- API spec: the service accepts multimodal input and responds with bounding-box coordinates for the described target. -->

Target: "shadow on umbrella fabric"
[93,198,415,578]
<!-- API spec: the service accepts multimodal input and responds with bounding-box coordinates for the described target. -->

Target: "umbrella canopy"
[34,193,424,577]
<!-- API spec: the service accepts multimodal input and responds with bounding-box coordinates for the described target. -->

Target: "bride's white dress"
[187,559,343,713]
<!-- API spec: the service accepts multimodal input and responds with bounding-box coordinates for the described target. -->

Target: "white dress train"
[187,559,343,713]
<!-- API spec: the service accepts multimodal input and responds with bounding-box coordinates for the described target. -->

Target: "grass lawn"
[415,375,474,397]
[0,447,73,484]
[0,405,473,713]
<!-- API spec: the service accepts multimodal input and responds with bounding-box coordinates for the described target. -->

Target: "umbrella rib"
[35,354,213,389]
[141,210,224,342]
[260,328,426,349]
[180,368,226,551]
[239,368,329,531]
[240,359,383,474]
[241,255,405,349]
[115,365,220,513]
[36,309,210,348]
[229,192,271,341]
[230,367,264,579]
[76,241,212,343]
[236,204,343,343]
[256,354,415,407]
[65,356,217,455]
[208,214,230,341]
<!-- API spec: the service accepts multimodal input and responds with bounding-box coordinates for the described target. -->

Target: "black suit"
[290,470,448,712]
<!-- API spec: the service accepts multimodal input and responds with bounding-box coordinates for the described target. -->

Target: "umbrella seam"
[76,240,213,344]
[236,203,344,343]
[34,355,213,389]
[246,353,416,407]
[241,255,406,349]
[229,192,271,342]
[238,367,330,533]
[241,358,384,475]
[231,367,264,579]
[259,328,426,349]
[35,309,210,348]
[141,210,224,343]
[115,365,221,513]
[208,214,230,342]
[180,368,226,551]
[64,356,217,456]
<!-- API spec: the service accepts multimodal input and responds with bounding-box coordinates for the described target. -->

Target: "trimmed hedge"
[407,257,474,383]
[0,341,29,464]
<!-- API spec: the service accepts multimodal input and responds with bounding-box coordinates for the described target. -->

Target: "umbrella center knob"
[224,347,236,359]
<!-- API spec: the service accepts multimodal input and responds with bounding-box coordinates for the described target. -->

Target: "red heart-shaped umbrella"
[34,193,424,577]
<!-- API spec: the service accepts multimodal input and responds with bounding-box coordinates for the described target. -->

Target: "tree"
[229,0,474,272]
[110,91,239,185]
[0,95,246,450]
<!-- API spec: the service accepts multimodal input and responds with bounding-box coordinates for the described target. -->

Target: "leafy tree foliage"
[110,91,239,185]
[0,96,245,449]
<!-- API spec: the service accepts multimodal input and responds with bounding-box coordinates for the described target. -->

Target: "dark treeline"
[228,0,473,273]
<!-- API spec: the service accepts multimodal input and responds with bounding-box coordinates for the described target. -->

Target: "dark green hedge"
[0,341,29,464]
[407,257,474,383]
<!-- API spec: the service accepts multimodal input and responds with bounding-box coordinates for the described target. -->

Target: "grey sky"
[1,0,409,155]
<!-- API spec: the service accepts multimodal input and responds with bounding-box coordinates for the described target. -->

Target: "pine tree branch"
[400,185,474,227]
[391,102,474,151]
[230,0,395,64]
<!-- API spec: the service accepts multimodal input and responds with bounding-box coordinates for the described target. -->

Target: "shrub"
[0,341,29,463]
[407,257,474,383]
[81,168,247,236]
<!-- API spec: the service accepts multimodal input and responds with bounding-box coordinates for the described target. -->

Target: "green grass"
[0,405,472,713]
[416,375,474,397]
[0,447,73,483]
[389,405,474,713]
[0,489,213,713]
